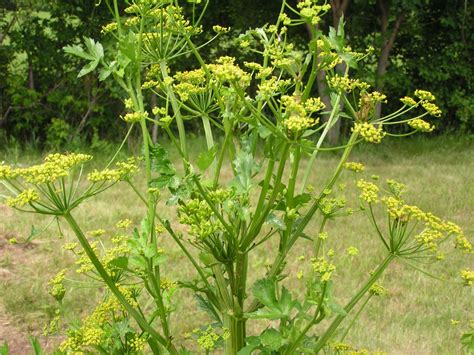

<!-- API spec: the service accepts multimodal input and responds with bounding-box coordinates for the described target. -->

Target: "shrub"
[1,0,472,353]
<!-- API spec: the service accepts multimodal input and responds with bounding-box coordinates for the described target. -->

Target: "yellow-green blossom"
[344,162,365,172]
[6,189,40,207]
[460,269,474,286]
[48,269,67,301]
[421,101,442,117]
[414,89,435,101]
[312,256,336,282]
[400,96,417,106]
[116,219,132,229]
[129,334,146,351]
[408,118,435,132]
[328,74,370,92]
[353,122,386,144]
[212,25,230,34]
[369,283,388,296]
[122,111,149,123]
[347,246,359,256]
[356,179,379,203]
[88,229,106,237]
[194,326,220,350]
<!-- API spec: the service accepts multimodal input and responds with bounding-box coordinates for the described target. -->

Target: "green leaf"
[247,279,297,320]
[260,328,287,351]
[0,342,8,355]
[231,148,260,193]
[109,256,129,270]
[196,145,217,171]
[63,44,95,60]
[461,332,474,351]
[237,337,261,355]
[78,59,100,78]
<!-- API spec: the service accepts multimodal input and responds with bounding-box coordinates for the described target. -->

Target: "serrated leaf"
[231,148,260,193]
[63,44,95,60]
[248,279,297,320]
[78,59,100,77]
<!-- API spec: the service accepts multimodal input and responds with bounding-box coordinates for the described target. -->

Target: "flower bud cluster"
[356,179,379,203]
[343,162,365,172]
[352,122,386,144]
[328,74,370,93]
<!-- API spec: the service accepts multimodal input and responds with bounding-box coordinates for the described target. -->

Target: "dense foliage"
[0,0,472,148]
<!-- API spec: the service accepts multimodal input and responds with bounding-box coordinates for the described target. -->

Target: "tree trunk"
[374,0,405,118]
[314,0,350,145]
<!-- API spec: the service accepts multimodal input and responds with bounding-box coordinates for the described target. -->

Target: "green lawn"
[0,136,473,354]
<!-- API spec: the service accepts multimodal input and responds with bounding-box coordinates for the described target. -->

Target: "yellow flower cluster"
[281,94,323,133]
[456,234,472,253]
[122,111,149,123]
[297,0,331,25]
[347,246,359,256]
[343,162,365,172]
[369,283,388,296]
[208,56,251,88]
[212,25,230,34]
[101,22,118,34]
[305,97,326,112]
[414,90,435,102]
[380,191,472,256]
[257,76,292,98]
[0,163,17,179]
[59,294,129,352]
[178,199,223,240]
[352,122,386,144]
[87,158,138,183]
[6,153,92,185]
[129,334,146,351]
[194,326,220,350]
[283,114,318,133]
[421,101,442,117]
[88,229,106,237]
[160,277,177,291]
[48,269,67,301]
[461,269,474,286]
[386,179,406,198]
[400,96,417,106]
[116,218,133,229]
[173,68,207,101]
[279,13,292,25]
[408,118,435,132]
[356,179,379,203]
[328,75,370,93]
[362,91,387,105]
[312,256,336,282]
[6,189,39,208]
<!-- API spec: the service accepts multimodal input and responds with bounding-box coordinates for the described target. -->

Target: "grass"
[0,135,473,353]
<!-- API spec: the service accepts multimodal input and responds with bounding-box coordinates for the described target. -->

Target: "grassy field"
[0,136,473,354]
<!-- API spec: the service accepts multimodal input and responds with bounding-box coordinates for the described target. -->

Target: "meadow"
[0,135,472,354]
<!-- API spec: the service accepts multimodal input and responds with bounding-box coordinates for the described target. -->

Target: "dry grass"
[0,136,473,354]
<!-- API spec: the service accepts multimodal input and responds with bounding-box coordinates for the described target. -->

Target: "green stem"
[313,254,395,352]
[63,212,171,351]
[339,295,373,342]
[159,61,189,164]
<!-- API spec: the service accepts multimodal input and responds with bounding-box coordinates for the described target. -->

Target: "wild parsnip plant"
[1,0,472,353]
